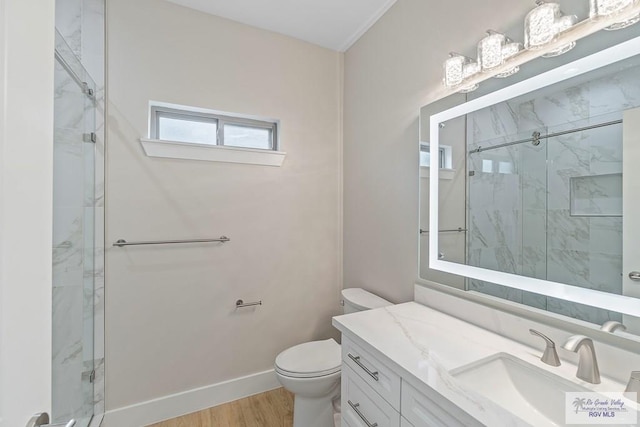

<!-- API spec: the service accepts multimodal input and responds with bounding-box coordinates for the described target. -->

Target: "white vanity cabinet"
[400,380,480,427]
[342,365,400,427]
[342,336,401,408]
[341,336,480,427]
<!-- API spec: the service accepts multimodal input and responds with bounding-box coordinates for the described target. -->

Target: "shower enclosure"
[467,115,623,324]
[52,0,105,424]
[463,55,640,325]
[53,32,96,427]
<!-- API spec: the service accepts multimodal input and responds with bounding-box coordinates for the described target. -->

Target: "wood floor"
[148,388,294,427]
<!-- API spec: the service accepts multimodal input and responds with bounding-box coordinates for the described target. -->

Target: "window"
[151,106,278,151]
[420,144,445,168]
[142,104,285,166]
[482,159,494,173]
[420,143,452,169]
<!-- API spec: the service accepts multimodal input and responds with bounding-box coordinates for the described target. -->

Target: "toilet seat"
[275,338,341,378]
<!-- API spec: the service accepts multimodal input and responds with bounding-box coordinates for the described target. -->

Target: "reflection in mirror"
[420,38,640,335]
[419,95,467,289]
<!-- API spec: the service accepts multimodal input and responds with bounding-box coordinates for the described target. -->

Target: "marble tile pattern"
[53,0,105,424]
[333,303,635,427]
[56,0,83,59]
[464,63,639,325]
[52,56,89,426]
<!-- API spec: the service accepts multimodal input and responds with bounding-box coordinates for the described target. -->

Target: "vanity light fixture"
[478,30,525,76]
[525,1,577,54]
[524,1,564,49]
[459,60,481,92]
[542,14,579,57]
[495,41,524,78]
[441,0,579,92]
[441,0,640,93]
[590,0,640,30]
[444,53,480,92]
[478,30,508,70]
[443,53,467,88]
[478,30,524,78]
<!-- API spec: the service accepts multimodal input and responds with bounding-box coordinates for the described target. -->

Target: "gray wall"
[106,0,343,411]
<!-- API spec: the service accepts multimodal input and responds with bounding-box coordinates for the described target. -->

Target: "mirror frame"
[428,35,640,317]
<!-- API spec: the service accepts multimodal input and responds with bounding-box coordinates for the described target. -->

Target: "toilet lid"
[275,339,341,378]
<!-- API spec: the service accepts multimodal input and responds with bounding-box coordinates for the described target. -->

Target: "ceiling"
[165,0,398,52]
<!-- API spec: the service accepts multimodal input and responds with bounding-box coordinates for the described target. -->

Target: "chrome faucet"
[26,413,76,427]
[563,335,600,384]
[625,371,640,402]
[600,320,626,333]
[529,329,561,366]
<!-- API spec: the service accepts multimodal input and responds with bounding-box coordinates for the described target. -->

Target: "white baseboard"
[102,369,280,427]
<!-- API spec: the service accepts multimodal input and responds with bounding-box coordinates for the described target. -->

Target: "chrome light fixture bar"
[440,1,640,95]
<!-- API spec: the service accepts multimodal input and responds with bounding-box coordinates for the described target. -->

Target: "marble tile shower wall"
[53,57,92,425]
[466,64,640,325]
[54,0,105,424]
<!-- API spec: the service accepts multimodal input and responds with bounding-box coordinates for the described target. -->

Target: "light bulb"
[590,0,640,30]
[443,53,467,88]
[525,1,563,49]
[459,61,481,93]
[478,30,507,70]
[495,41,524,78]
[542,14,578,57]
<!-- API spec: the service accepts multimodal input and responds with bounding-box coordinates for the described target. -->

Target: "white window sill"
[420,166,456,180]
[139,138,286,167]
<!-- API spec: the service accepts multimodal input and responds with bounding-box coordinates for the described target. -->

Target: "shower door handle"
[629,271,640,281]
[26,413,76,427]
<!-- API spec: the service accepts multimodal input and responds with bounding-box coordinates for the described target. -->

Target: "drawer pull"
[348,353,379,381]
[348,400,378,427]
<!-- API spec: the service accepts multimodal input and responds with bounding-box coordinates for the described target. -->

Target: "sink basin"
[451,353,589,426]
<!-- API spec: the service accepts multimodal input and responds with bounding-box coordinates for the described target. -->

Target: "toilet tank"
[341,288,392,314]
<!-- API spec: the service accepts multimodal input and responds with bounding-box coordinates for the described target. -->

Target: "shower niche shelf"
[570,173,622,217]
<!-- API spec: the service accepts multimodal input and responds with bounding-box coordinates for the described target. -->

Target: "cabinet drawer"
[343,336,401,410]
[401,381,480,427]
[342,365,400,427]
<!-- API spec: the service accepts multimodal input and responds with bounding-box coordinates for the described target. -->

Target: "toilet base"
[292,386,339,427]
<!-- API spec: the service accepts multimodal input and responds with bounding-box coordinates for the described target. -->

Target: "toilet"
[275,288,392,427]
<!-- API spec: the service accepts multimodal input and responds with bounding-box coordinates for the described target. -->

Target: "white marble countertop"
[332,302,633,426]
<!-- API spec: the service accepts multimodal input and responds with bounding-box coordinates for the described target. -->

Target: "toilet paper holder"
[236,299,262,308]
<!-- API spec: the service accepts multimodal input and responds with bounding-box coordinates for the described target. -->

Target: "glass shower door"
[52,32,96,427]
[466,113,625,324]
[544,115,623,323]
[466,128,548,304]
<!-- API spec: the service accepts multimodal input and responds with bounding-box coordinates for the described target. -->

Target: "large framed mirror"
[420,28,640,334]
